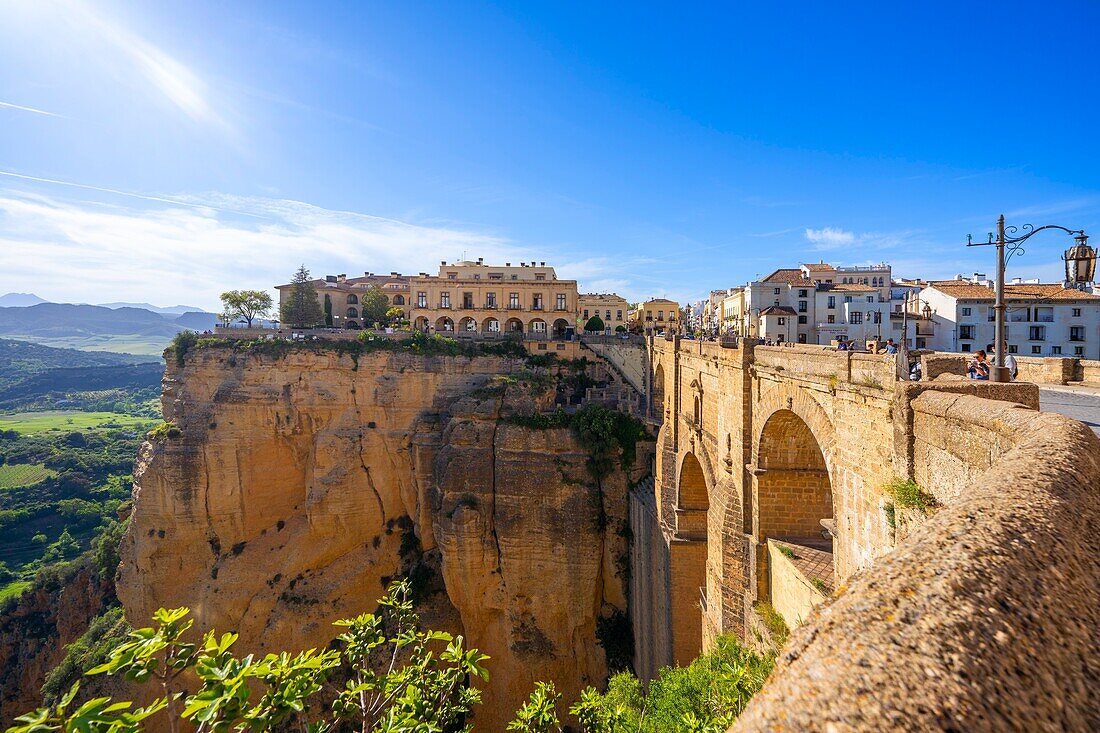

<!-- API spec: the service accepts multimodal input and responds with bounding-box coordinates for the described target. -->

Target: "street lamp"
[967,215,1093,382]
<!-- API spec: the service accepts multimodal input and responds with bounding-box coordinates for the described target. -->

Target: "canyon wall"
[118,345,644,730]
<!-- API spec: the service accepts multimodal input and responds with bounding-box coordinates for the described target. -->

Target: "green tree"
[219,290,273,328]
[360,285,390,327]
[279,266,324,328]
[614,325,626,333]
[508,681,562,732]
[584,315,605,333]
[8,580,489,733]
[323,293,333,327]
[385,306,405,326]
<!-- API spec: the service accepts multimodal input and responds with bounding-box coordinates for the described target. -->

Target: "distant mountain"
[96,301,211,315]
[173,311,219,331]
[0,303,198,355]
[0,293,48,307]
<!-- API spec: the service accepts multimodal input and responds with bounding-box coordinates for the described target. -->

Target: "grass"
[754,601,789,647]
[0,462,58,489]
[883,478,937,514]
[0,580,31,603]
[0,411,155,435]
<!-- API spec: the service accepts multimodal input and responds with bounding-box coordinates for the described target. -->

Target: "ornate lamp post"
[967,215,1093,382]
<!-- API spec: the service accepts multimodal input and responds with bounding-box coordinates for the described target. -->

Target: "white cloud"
[804,227,855,248]
[0,189,540,310]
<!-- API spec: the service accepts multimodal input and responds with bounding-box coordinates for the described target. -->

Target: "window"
[509,292,520,308]
[462,292,474,309]
[988,308,996,322]
[657,312,664,321]
[447,273,457,280]
[511,274,518,280]
[959,325,975,340]
[798,315,807,324]
[798,301,807,312]
[393,294,405,305]
[533,294,543,310]
[961,343,971,352]
[1070,326,1085,341]
[827,315,835,324]
[556,293,567,310]
[777,317,786,325]
[1010,308,1030,323]
[486,292,497,308]
[583,309,589,319]
[473,274,480,280]
[347,294,359,304]
[617,309,622,320]
[1008,344,1018,354]
[1052,346,1062,355]
[827,296,835,309]
[535,274,545,281]
[1029,325,1045,341]
[605,310,611,319]
[532,320,546,332]
[489,273,502,280]
[1075,346,1084,356]
[850,312,863,324]
[1072,308,1082,317]
[867,296,874,303]
[845,296,853,303]
[774,287,781,295]
[961,307,971,316]
[440,292,451,308]
[417,291,427,308]
[1032,345,1042,354]
[798,289,807,297]
[487,319,500,332]
[1034,307,1054,323]
[873,311,881,324]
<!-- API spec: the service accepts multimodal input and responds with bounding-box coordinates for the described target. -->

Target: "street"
[1039,388,1100,437]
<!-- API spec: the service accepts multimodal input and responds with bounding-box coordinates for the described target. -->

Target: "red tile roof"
[928,281,1100,301]
[761,269,815,286]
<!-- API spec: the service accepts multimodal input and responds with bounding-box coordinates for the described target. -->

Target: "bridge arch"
[669,451,710,666]
[651,363,666,420]
[752,405,835,628]
[677,451,709,511]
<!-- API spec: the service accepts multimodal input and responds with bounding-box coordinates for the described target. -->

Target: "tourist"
[884,338,898,354]
[967,350,990,380]
[986,343,1018,381]
[836,338,849,351]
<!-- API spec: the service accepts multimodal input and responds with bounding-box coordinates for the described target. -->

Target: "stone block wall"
[582,340,648,394]
[733,392,1100,732]
[766,540,826,629]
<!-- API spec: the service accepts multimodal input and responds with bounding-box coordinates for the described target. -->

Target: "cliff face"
[118,346,642,730]
[0,563,113,719]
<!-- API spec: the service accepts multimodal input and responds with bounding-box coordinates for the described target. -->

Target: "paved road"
[1039,388,1100,436]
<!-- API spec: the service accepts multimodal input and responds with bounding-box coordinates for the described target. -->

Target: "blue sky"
[1,0,1098,310]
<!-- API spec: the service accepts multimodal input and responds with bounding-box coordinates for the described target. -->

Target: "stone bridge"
[627,336,1100,730]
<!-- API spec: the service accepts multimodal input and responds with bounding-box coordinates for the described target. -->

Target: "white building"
[921,277,1100,358]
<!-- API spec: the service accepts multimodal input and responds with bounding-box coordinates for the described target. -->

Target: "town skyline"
[2,1,1099,309]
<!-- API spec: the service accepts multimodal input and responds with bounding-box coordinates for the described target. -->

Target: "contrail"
[0,101,65,118]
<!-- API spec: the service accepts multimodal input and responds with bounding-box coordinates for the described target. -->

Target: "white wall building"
[921,278,1100,358]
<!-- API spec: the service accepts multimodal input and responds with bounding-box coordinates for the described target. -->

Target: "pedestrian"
[986,343,1018,381]
[968,350,990,380]
[837,338,849,351]
[884,338,898,354]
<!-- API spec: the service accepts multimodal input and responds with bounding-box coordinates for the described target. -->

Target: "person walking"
[986,343,1018,381]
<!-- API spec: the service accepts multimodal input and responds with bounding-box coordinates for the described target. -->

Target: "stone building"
[408,259,579,339]
[275,272,410,329]
[921,276,1100,357]
[632,298,681,333]
[578,293,630,333]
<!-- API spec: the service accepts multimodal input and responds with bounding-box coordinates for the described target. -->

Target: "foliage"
[280,265,324,328]
[583,316,605,333]
[568,635,774,732]
[146,422,182,441]
[219,290,273,328]
[359,285,391,327]
[41,607,130,702]
[508,405,646,482]
[385,306,405,325]
[508,682,562,732]
[9,580,490,733]
[753,601,789,647]
[614,325,626,333]
[595,610,633,674]
[883,478,937,513]
[323,294,333,327]
[169,331,198,367]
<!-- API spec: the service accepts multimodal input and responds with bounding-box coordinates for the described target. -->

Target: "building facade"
[921,278,1100,358]
[275,272,411,329]
[633,299,681,333]
[579,293,631,333]
[408,259,579,339]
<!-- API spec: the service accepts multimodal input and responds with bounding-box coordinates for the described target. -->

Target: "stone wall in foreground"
[732,392,1100,732]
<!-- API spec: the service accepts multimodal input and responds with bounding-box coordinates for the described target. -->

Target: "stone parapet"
[732,391,1100,732]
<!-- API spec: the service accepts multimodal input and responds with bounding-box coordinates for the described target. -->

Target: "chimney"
[540,261,545,266]
[325,275,337,283]
[391,271,398,276]
[477,257,483,264]
[441,260,446,266]
[506,262,511,267]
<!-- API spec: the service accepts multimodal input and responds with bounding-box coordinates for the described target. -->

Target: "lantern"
[1064,233,1097,286]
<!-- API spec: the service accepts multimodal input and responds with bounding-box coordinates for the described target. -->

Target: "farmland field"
[0,462,57,489]
[0,410,155,435]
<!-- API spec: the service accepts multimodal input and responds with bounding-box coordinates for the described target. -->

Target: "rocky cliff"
[118,344,646,730]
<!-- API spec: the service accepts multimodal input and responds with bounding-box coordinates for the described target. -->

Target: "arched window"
[347,307,358,318]
[393,294,405,305]
[346,294,358,304]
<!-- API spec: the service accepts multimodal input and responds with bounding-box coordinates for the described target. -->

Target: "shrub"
[883,478,937,513]
[146,422,182,441]
[169,331,199,367]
